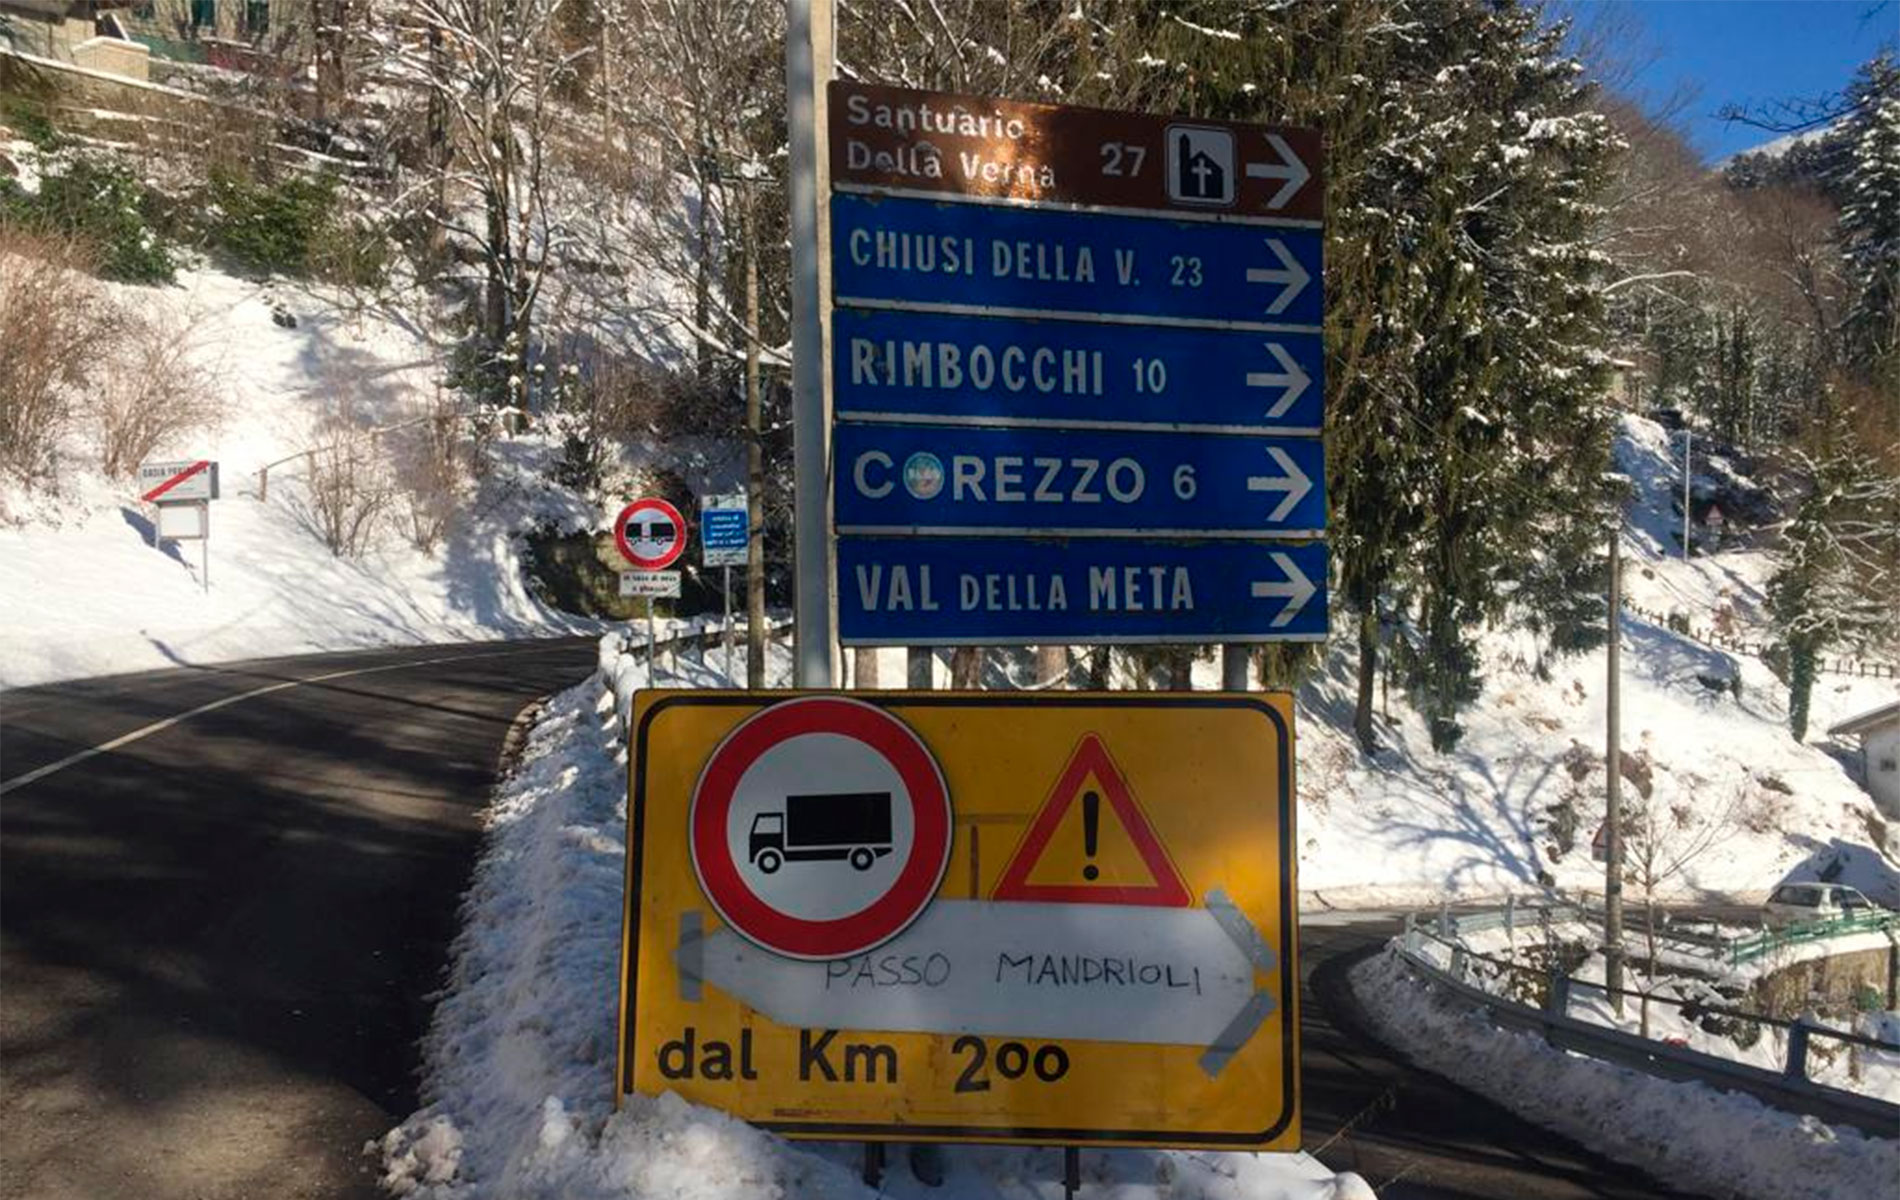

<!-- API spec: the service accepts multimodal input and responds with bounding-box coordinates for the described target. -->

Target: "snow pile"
[1351,947,1899,1200]
[0,267,605,687]
[375,667,1372,1199]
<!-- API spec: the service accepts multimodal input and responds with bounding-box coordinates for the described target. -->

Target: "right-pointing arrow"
[1242,133,1311,209]
[1251,551,1317,628]
[1243,342,1312,419]
[1242,238,1311,317]
[1245,446,1314,524]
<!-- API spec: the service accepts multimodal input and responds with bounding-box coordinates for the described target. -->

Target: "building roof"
[1831,699,1900,739]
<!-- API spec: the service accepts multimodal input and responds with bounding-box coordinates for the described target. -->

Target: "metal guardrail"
[1393,907,1900,1138]
[1726,911,1900,966]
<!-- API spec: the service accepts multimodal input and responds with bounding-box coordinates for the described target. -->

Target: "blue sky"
[1558,0,1896,161]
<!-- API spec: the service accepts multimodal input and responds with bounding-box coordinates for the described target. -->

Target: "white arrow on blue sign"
[834,424,1324,538]
[831,193,1322,329]
[836,536,1325,645]
[833,308,1321,434]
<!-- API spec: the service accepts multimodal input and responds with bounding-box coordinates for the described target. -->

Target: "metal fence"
[1725,910,1900,967]
[1392,905,1900,1138]
[1622,599,1899,680]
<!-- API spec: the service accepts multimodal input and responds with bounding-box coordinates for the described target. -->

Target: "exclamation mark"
[1082,790,1100,881]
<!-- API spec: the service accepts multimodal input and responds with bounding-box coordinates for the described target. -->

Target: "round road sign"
[614,497,686,570]
[689,696,952,960]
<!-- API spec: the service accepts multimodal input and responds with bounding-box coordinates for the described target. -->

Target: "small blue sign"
[837,537,1327,645]
[831,192,1322,328]
[833,424,1325,538]
[700,496,748,567]
[833,308,1322,435]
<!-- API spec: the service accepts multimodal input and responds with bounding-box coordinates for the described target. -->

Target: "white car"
[1761,882,1878,928]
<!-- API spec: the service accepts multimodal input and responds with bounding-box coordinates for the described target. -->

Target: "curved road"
[2,640,1689,1199]
[0,639,597,1200]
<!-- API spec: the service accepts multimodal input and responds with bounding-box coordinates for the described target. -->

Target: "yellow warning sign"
[992,734,1190,905]
[618,692,1298,1149]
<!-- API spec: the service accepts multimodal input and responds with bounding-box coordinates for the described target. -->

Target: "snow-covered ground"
[1287,415,1896,908]
[0,266,608,687]
[1352,947,1899,1200]
[376,647,1372,1200]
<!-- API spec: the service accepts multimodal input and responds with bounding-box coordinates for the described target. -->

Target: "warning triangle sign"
[991,734,1191,907]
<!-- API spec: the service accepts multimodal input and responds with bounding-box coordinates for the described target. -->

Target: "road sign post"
[621,690,1299,1148]
[823,80,1327,648]
[141,459,219,594]
[615,497,687,684]
[701,493,749,683]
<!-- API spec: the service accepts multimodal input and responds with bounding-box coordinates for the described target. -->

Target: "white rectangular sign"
[156,502,208,540]
[139,459,219,503]
[620,570,681,599]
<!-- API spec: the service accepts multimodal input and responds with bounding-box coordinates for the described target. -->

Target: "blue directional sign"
[831,192,1322,328]
[837,537,1326,645]
[834,424,1324,539]
[833,308,1323,435]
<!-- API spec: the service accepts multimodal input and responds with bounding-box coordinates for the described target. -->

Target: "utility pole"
[1605,525,1625,1014]
[1682,426,1692,561]
[785,0,834,687]
[742,160,766,690]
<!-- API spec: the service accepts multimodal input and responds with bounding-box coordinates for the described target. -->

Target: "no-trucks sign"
[613,497,687,570]
[619,691,1299,1148]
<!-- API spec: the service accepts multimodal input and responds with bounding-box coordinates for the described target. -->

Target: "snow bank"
[1351,948,1898,1200]
[376,665,1371,1199]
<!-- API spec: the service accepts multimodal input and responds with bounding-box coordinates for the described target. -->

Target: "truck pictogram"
[749,792,894,873]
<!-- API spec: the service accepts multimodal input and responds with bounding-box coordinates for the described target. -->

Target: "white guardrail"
[1389,903,1900,1138]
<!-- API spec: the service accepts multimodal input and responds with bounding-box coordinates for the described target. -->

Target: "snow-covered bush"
[6,156,176,283]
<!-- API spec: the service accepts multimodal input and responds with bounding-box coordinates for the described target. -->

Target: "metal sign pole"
[201,503,210,594]
[647,596,658,684]
[724,565,734,684]
[786,0,834,687]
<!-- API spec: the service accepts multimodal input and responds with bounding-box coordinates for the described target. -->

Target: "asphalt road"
[2,639,1694,1200]
[1298,913,1693,1198]
[0,638,597,1200]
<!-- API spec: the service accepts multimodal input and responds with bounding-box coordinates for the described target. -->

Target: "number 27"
[1100,142,1147,176]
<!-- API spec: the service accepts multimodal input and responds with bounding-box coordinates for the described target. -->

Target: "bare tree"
[1624,779,1745,1036]
[304,417,392,556]
[96,310,218,479]
[0,231,106,490]
[400,0,583,410]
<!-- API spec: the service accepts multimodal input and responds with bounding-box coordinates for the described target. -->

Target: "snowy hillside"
[0,266,604,688]
[1289,414,1895,908]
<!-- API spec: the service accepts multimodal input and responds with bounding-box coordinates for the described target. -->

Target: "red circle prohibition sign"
[614,497,686,570]
[690,697,952,960]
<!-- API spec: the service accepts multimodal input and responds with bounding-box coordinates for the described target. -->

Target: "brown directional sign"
[829,81,1323,221]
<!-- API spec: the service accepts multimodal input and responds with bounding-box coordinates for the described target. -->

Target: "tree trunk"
[907,647,932,688]
[1087,647,1110,689]
[951,647,981,688]
[743,180,765,690]
[1169,647,1193,691]
[1036,645,1067,689]
[854,647,880,688]
[425,21,448,279]
[1354,608,1380,753]
[692,133,715,383]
